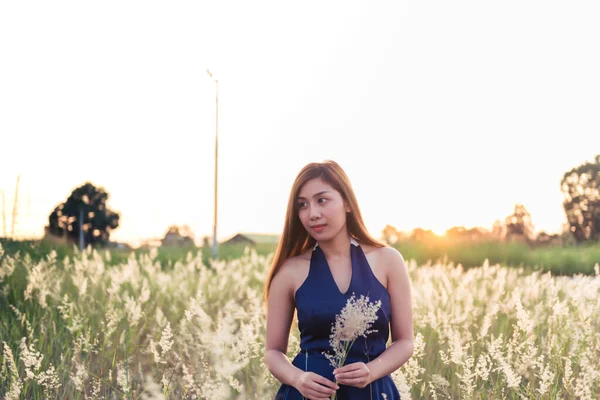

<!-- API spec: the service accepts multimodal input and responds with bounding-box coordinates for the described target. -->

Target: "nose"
[309,204,321,220]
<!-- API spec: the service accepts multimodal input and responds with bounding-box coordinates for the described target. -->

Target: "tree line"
[382,154,600,247]
[44,154,600,248]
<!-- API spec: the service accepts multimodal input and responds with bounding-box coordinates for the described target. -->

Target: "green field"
[390,239,600,276]
[1,238,599,399]
[2,237,598,276]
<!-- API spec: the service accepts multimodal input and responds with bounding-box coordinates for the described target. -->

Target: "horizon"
[0,179,578,247]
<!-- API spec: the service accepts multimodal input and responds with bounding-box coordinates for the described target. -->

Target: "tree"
[491,219,506,241]
[445,226,468,242]
[504,203,534,241]
[534,231,560,246]
[445,226,489,242]
[381,224,403,244]
[561,154,600,242]
[47,182,120,247]
[410,227,438,243]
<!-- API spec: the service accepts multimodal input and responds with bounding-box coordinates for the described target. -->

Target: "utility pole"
[1,190,6,237]
[207,68,219,259]
[11,174,20,238]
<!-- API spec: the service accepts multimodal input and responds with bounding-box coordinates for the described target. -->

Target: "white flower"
[324,293,382,369]
[151,322,174,365]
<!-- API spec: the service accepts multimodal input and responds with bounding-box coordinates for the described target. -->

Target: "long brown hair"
[263,160,386,307]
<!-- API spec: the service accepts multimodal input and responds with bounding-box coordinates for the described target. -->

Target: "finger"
[334,365,350,373]
[338,377,366,387]
[306,392,329,400]
[336,369,366,379]
[308,385,335,399]
[335,363,360,373]
[310,381,336,396]
[344,362,363,370]
[314,375,340,390]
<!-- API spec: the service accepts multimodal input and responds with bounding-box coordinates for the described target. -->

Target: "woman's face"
[296,177,350,241]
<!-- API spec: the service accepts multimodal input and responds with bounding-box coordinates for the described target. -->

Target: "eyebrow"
[296,190,330,200]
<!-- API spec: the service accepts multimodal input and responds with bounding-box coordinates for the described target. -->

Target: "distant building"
[161,225,195,248]
[222,232,280,247]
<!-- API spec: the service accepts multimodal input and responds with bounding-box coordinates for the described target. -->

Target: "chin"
[314,231,337,242]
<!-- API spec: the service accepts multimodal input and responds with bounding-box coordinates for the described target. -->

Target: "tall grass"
[0,241,599,399]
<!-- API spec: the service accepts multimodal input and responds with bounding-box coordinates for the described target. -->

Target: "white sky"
[1,1,599,246]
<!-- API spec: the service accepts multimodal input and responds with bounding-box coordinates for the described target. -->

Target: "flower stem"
[331,339,357,400]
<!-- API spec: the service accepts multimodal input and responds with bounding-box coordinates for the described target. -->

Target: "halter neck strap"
[313,237,359,251]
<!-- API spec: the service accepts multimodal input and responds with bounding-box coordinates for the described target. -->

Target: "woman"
[264,160,414,399]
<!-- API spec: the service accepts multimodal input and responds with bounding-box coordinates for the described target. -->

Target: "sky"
[1,1,599,247]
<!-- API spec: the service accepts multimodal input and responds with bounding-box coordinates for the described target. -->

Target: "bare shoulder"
[280,249,312,269]
[377,246,410,291]
[359,243,407,290]
[380,245,406,264]
[274,250,312,296]
[362,244,406,267]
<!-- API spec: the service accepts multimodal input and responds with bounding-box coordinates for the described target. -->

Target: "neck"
[317,230,352,260]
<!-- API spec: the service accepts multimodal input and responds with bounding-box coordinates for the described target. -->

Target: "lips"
[311,224,327,232]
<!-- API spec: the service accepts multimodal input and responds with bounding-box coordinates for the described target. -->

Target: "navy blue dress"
[275,238,401,399]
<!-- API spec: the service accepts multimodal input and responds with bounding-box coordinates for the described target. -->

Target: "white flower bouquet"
[323,294,382,400]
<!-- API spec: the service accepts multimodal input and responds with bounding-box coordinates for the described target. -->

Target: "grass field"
[390,239,600,276]
[2,236,598,276]
[0,238,599,399]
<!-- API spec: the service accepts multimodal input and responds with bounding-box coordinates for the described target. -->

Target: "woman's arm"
[264,263,302,387]
[265,261,342,399]
[366,247,414,380]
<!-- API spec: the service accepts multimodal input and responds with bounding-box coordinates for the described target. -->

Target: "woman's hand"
[294,371,340,400]
[333,362,372,389]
